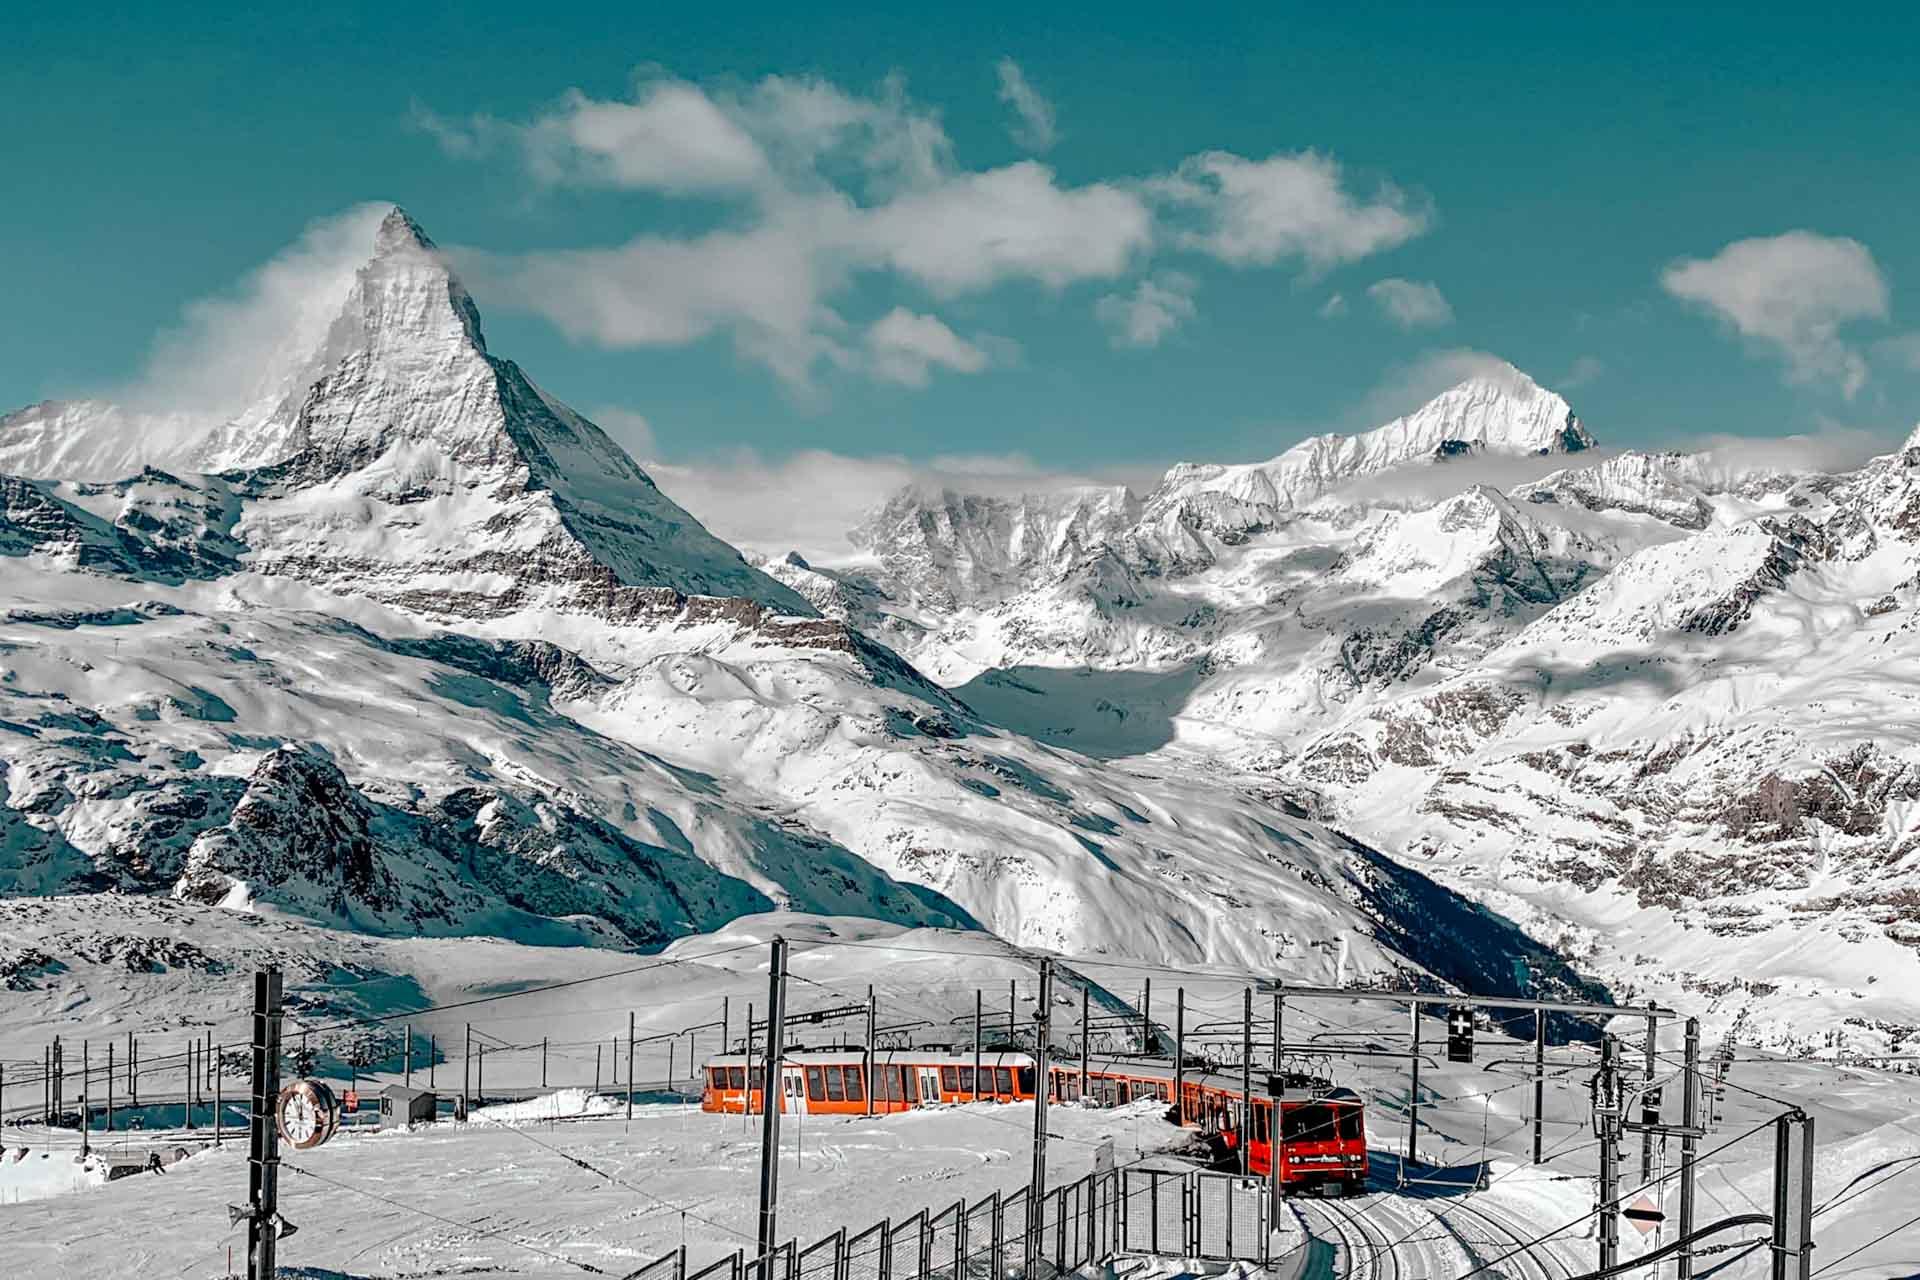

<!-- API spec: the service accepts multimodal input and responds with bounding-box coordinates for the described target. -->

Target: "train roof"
[702,1048,1363,1104]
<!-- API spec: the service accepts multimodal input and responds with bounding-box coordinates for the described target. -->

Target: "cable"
[1812,1204,1920,1276]
[283,1160,610,1274]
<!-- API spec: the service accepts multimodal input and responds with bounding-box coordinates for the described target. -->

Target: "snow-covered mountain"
[0,206,1615,1030]
[775,382,1920,1057]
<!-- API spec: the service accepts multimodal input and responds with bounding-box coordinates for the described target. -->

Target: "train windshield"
[1282,1104,1348,1143]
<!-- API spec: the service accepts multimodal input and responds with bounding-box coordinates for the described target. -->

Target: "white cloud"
[647,447,1156,564]
[1319,293,1348,319]
[862,162,1150,293]
[995,58,1058,152]
[865,308,993,386]
[1095,273,1198,348]
[1154,150,1430,270]
[126,203,392,421]
[424,72,1428,394]
[1660,230,1889,399]
[1366,278,1453,329]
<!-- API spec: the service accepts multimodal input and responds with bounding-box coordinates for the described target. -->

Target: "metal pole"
[462,1024,471,1120]
[405,1024,413,1089]
[80,1040,89,1158]
[1405,1005,1420,1168]
[246,969,284,1280]
[1026,958,1055,1274]
[215,1044,223,1146]
[542,1037,548,1089]
[1533,1008,1547,1165]
[1795,1114,1815,1280]
[1272,991,1282,1065]
[1641,1005,1657,1184]
[974,991,982,1101]
[1174,988,1185,1122]
[429,1033,435,1089]
[1599,1036,1619,1277]
[52,1036,62,1125]
[1142,979,1152,1054]
[627,1013,636,1123]
[1240,988,1252,1177]
[864,985,876,1118]
[1010,977,1017,1045]
[595,1044,602,1094]
[183,1038,193,1130]
[723,995,730,1051]
[746,1001,755,1118]
[1770,1116,1790,1280]
[129,1031,137,1107]
[1678,1017,1700,1280]
[756,936,789,1279]
[477,1044,484,1106]
[1079,987,1090,1101]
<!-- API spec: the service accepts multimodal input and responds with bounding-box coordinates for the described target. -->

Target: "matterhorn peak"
[372,204,436,257]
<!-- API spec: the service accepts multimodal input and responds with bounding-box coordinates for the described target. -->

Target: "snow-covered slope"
[0,205,1612,1023]
[793,381,1920,1053]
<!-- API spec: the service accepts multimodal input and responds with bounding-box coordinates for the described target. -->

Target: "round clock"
[275,1079,341,1150]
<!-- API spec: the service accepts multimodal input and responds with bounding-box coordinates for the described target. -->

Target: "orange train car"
[701,1047,1368,1195]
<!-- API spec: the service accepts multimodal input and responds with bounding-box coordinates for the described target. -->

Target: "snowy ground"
[3,947,1917,1278]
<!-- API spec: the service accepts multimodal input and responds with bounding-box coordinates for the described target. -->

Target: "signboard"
[1623,1196,1663,1235]
[1446,1006,1475,1063]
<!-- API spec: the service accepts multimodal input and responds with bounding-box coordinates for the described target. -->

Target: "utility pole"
[723,995,730,1050]
[129,1032,138,1107]
[1597,1035,1620,1277]
[1405,1005,1420,1168]
[1025,958,1055,1275]
[1079,987,1090,1102]
[755,936,789,1280]
[52,1036,63,1127]
[183,1038,194,1130]
[477,1045,485,1107]
[245,969,285,1280]
[1533,1009,1547,1164]
[1272,991,1282,1065]
[1641,1005,1658,1183]
[1240,988,1253,1176]
[106,1046,114,1132]
[627,1013,636,1124]
[974,990,983,1100]
[1678,1017,1701,1280]
[429,1033,436,1089]
[542,1037,549,1089]
[462,1024,471,1120]
[214,1045,223,1146]
[864,985,876,1118]
[1009,978,1018,1046]
[1142,978,1152,1054]
[80,1040,89,1159]
[404,1025,413,1089]
[1174,988,1185,1121]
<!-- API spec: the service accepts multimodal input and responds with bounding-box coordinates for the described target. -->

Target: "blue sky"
[7,2,1920,525]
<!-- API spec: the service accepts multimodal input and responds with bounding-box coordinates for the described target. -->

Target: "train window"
[1337,1107,1362,1140]
[1252,1102,1271,1142]
[1283,1104,1337,1142]
[958,1067,975,1092]
[806,1067,825,1102]
[825,1068,845,1102]
[1117,1080,1131,1104]
[941,1067,959,1093]
[1018,1068,1036,1096]
[995,1068,1013,1097]
[844,1067,864,1102]
[728,1067,745,1089]
[902,1068,917,1102]
[749,1068,765,1090]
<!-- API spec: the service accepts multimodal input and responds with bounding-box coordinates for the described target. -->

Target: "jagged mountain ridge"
[0,205,1594,1006]
[781,388,1920,1054]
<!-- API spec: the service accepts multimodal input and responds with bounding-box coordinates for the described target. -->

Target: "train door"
[781,1066,809,1114]
[917,1067,943,1103]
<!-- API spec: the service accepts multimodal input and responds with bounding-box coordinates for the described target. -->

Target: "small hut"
[378,1084,438,1129]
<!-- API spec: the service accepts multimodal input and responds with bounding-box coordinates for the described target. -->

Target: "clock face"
[276,1080,339,1150]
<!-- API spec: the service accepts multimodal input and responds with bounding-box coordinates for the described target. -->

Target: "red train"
[701,1046,1368,1195]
